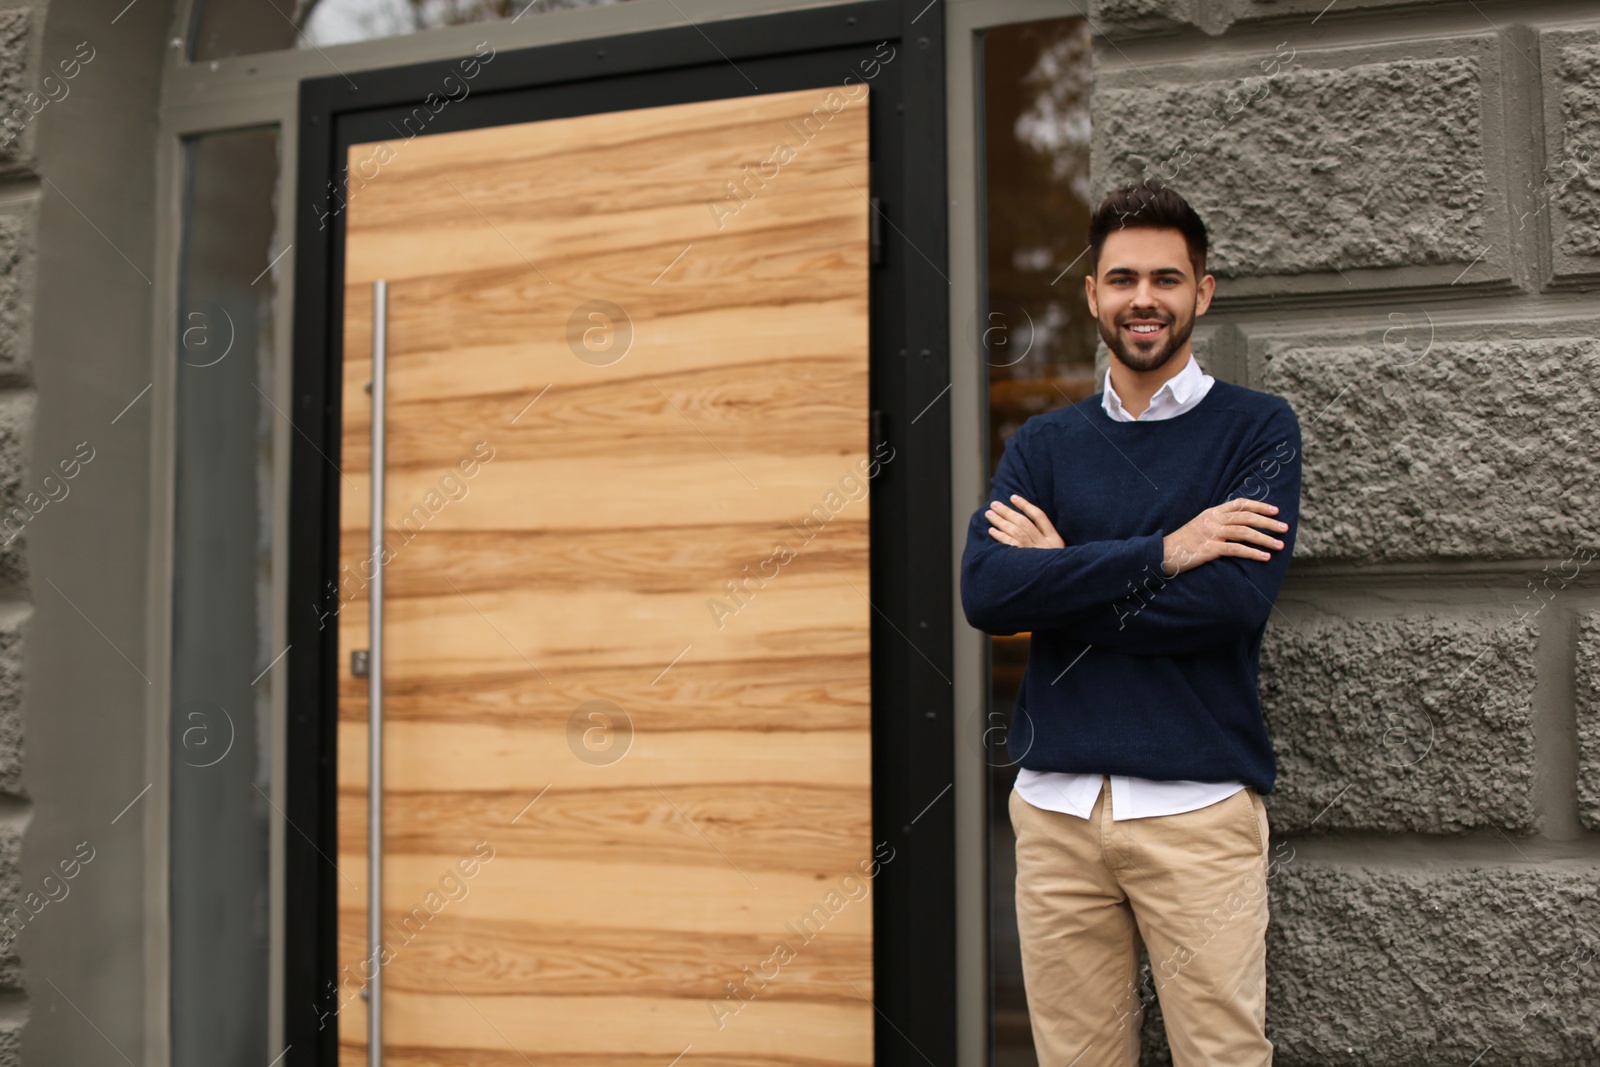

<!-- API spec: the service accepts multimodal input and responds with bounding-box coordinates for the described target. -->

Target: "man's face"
[1085,227,1215,373]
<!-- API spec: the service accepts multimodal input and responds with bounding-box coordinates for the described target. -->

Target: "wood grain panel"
[337,914,872,1000]
[337,525,868,598]
[343,1050,866,1067]
[336,457,878,532]
[334,652,869,730]
[336,84,873,1067]
[337,301,863,409]
[343,100,868,283]
[337,784,871,871]
[346,222,868,360]
[329,853,876,936]
[339,990,872,1062]
[330,583,870,682]
[334,722,870,790]
[340,355,869,470]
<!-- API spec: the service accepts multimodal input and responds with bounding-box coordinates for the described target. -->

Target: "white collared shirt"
[1099,348,1211,422]
[1013,355,1248,821]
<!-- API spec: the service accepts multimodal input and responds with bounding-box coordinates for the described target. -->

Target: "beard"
[1097,306,1196,373]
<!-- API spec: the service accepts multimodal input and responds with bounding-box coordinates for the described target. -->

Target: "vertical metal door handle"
[368,279,387,1067]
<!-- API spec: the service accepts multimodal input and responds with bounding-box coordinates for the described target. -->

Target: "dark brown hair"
[1087,182,1209,280]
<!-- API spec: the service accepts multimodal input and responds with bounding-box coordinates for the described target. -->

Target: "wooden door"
[335,85,877,1065]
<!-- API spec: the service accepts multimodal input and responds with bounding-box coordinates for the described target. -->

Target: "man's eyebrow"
[1103,266,1189,278]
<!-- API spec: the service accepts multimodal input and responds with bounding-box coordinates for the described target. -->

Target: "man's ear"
[1084,273,1098,318]
[1194,272,1216,317]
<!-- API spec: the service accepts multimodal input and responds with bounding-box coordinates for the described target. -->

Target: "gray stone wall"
[1091,1,1600,1063]
[0,3,37,1061]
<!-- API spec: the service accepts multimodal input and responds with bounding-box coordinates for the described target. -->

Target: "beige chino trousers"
[1009,777,1273,1067]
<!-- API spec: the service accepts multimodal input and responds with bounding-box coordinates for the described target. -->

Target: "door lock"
[351,649,370,677]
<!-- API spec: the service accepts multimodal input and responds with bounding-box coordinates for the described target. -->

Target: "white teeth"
[1129,324,1161,333]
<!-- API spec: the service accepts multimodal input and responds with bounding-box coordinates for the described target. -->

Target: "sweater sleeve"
[959,418,1168,637]
[1046,401,1303,655]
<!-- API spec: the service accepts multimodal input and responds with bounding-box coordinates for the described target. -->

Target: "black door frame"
[287,3,954,1062]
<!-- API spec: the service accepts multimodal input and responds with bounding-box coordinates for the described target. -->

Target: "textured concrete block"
[1096,0,1454,36]
[1579,612,1600,832]
[0,216,29,379]
[1259,611,1537,834]
[1259,334,1600,562]
[1095,50,1498,285]
[1233,0,1467,20]
[0,822,18,989]
[0,610,20,796]
[1268,863,1600,1065]
[0,11,28,168]
[0,393,29,590]
[1090,0,1193,33]
[1544,33,1600,279]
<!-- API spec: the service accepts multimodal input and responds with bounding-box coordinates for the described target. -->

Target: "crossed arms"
[958,406,1302,655]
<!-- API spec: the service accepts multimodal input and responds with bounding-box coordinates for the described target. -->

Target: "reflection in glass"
[188,0,627,61]
[980,17,1092,1067]
[170,128,280,1066]
[187,0,298,61]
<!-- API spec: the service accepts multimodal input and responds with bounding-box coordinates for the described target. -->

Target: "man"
[960,183,1301,1067]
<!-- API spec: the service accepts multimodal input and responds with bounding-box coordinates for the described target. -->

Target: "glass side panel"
[980,16,1093,1067]
[170,127,281,1066]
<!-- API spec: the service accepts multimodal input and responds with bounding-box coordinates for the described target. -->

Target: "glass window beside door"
[980,16,1093,1067]
[170,127,280,1067]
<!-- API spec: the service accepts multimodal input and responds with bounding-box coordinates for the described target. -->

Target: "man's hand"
[1162,498,1288,576]
[985,494,1066,549]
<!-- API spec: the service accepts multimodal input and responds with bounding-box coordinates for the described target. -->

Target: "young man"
[960,184,1301,1067]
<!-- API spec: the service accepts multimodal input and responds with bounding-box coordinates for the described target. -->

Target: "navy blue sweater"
[959,380,1302,794]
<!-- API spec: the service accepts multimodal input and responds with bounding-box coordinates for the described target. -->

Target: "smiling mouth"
[1122,321,1168,339]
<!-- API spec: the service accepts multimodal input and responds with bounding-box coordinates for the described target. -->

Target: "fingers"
[987,526,1020,547]
[1009,494,1055,530]
[1219,540,1273,562]
[986,501,1024,534]
[992,496,1045,527]
[988,499,1022,523]
[1221,497,1280,516]
[1221,523,1285,550]
[1211,500,1290,546]
[988,497,1055,546]
[985,502,1049,534]
[1230,511,1290,532]
[986,505,1034,547]
[1230,508,1286,525]
[1213,521,1278,559]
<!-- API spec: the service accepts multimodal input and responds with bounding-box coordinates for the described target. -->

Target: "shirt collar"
[1102,354,1205,419]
